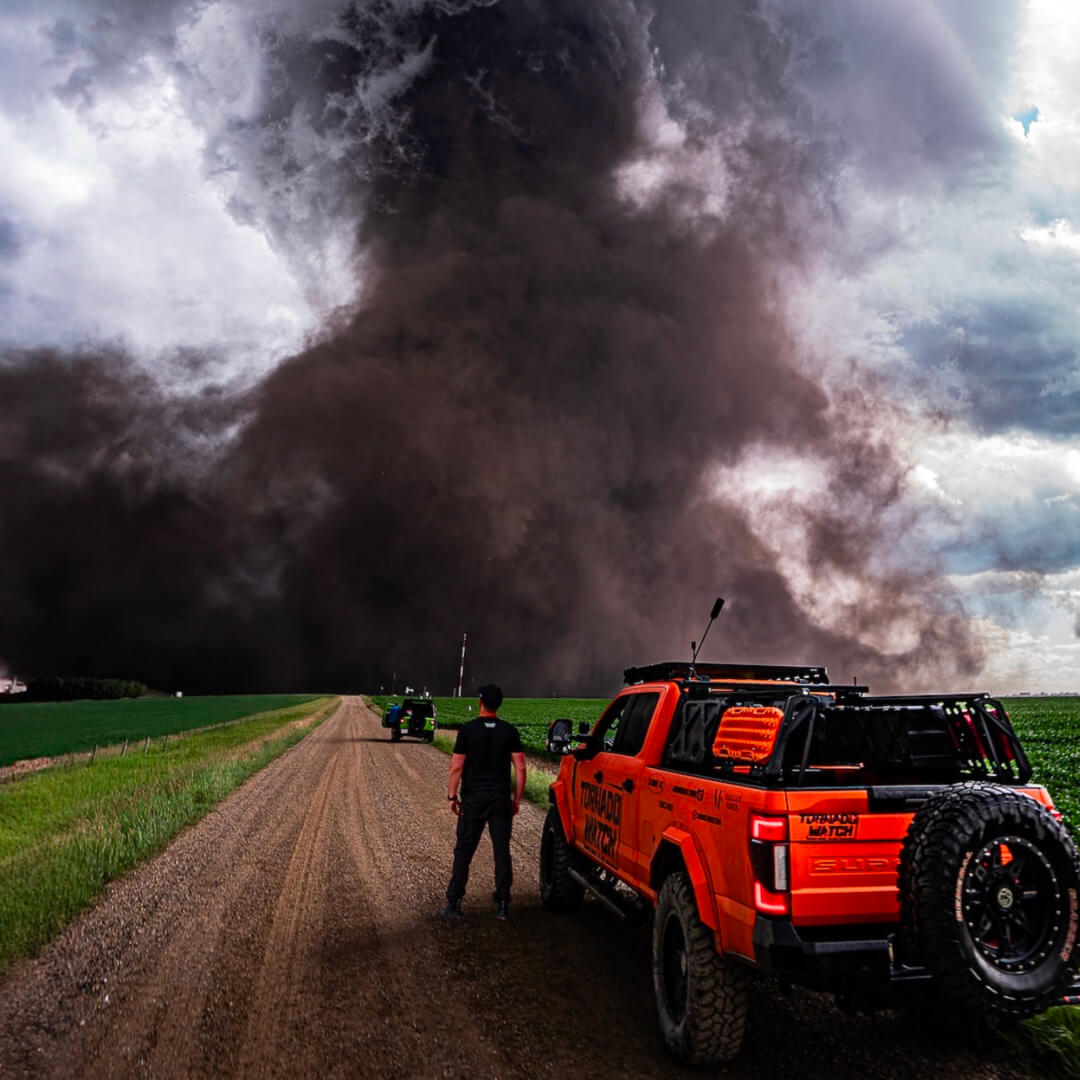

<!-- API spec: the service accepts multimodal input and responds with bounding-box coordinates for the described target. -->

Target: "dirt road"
[0,698,1036,1079]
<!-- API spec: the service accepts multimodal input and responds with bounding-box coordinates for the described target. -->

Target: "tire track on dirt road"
[0,698,1040,1079]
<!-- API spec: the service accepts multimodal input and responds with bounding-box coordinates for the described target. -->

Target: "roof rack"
[835,693,988,706]
[623,661,831,686]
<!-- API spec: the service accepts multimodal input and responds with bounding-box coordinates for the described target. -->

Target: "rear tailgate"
[785,787,929,927]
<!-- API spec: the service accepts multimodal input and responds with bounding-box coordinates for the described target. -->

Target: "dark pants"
[446,792,514,903]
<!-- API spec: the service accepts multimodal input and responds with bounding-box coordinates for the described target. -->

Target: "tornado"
[0,0,983,694]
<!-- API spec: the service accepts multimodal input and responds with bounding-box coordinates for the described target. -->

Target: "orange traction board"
[712,705,785,762]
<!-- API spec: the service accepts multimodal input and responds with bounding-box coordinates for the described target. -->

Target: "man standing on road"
[440,684,526,921]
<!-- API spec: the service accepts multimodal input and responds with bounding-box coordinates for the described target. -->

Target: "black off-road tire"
[652,872,747,1065]
[539,808,584,912]
[898,781,1080,1021]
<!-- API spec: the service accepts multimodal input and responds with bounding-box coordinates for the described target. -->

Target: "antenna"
[690,597,725,671]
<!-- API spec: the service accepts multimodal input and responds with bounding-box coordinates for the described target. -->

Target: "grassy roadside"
[1011,1008,1080,1080]
[0,697,337,974]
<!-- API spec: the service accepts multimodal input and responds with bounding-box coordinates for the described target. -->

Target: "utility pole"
[456,632,467,698]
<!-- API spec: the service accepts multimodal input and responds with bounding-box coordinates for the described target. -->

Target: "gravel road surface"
[0,697,1037,1079]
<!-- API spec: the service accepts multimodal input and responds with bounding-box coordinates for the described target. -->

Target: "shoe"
[439,899,462,919]
[495,900,508,921]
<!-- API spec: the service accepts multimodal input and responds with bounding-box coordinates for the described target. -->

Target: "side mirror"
[547,718,574,755]
[571,721,599,761]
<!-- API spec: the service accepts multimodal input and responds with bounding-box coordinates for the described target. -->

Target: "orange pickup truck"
[541,660,1080,1065]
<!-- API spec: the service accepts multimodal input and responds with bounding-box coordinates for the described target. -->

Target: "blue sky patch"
[1013,104,1039,136]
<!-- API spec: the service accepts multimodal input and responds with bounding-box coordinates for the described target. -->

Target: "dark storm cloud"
[902,306,1080,437]
[0,219,19,259]
[39,0,192,104]
[753,0,1017,186]
[943,492,1080,581]
[0,0,983,694]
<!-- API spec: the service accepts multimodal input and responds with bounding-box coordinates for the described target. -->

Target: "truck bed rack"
[624,661,831,686]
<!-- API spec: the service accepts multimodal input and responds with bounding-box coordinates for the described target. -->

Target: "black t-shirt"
[453,715,523,795]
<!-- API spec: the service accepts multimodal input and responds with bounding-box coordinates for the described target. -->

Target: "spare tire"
[898,780,1080,1020]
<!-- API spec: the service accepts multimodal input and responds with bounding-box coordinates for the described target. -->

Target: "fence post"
[90,745,97,764]
[121,739,128,757]
[162,735,168,753]
[143,736,150,755]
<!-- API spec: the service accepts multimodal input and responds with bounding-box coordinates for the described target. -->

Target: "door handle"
[593,771,603,784]
[622,778,634,793]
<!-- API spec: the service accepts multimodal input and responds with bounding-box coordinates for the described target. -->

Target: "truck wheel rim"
[661,912,688,1022]
[960,834,1063,973]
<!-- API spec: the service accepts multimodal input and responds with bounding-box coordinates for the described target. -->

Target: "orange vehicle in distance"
[540,603,1080,1065]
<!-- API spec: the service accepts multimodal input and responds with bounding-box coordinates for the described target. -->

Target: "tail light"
[750,814,789,915]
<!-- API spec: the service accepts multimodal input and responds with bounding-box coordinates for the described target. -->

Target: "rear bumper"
[753,917,1080,1006]
[752,916,919,994]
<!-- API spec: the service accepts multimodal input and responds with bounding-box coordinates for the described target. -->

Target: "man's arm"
[448,753,466,814]
[511,751,526,814]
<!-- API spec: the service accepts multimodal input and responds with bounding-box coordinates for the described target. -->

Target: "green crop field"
[1001,696,1080,837]
[368,695,607,754]
[0,695,322,767]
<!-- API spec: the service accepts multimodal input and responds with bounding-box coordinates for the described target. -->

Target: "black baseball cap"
[476,683,504,710]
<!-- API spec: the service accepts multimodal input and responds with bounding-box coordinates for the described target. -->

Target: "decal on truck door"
[579,779,622,862]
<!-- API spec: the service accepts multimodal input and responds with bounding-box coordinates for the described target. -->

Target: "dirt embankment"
[0,698,1037,1079]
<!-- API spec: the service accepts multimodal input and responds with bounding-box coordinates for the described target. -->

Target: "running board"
[568,868,648,923]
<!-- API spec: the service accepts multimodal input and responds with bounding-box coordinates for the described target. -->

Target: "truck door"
[575,691,660,882]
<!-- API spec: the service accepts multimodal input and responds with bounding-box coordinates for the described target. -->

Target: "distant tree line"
[2,676,148,702]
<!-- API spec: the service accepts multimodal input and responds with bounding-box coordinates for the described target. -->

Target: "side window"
[604,693,660,757]
[598,697,629,752]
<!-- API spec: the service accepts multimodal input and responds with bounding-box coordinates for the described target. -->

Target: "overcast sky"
[2,0,1079,692]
